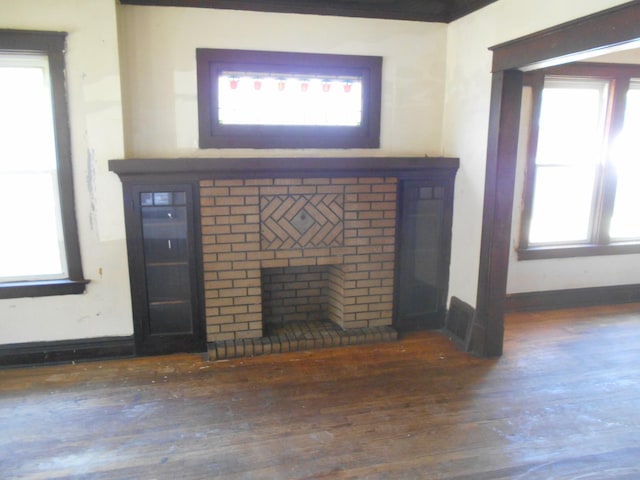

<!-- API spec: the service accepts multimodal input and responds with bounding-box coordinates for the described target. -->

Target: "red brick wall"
[200,176,397,343]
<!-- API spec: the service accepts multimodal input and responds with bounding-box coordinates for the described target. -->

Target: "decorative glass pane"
[0,54,67,281]
[610,79,640,240]
[153,192,171,206]
[218,72,363,126]
[140,192,154,206]
[529,165,596,244]
[173,191,186,205]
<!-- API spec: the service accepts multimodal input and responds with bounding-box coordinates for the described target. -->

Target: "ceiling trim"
[119,0,498,23]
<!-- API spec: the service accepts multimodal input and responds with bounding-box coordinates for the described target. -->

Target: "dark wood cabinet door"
[394,180,454,332]
[125,184,206,355]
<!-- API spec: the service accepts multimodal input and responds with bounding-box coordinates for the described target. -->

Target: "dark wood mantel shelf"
[108,156,459,179]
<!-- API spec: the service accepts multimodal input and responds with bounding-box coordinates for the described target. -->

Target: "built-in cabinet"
[393,176,455,333]
[122,181,206,355]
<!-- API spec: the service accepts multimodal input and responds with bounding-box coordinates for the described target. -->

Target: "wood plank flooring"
[1,303,639,479]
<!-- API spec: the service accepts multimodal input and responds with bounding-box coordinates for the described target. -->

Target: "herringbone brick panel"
[260,193,344,250]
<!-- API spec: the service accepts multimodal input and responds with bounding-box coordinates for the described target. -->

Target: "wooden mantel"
[108,156,459,179]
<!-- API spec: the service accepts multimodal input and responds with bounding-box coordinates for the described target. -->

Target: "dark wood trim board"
[0,336,135,368]
[443,296,476,350]
[119,0,499,23]
[505,284,640,312]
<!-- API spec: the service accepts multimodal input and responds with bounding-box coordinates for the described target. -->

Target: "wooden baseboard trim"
[505,284,640,312]
[0,336,135,368]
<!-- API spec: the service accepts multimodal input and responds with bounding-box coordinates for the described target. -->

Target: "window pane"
[0,54,67,281]
[536,77,608,166]
[529,165,596,244]
[0,173,65,279]
[610,79,640,240]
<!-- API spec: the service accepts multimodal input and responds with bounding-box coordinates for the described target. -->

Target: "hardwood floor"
[1,304,639,479]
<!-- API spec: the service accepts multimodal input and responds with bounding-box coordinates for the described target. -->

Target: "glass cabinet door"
[126,184,205,355]
[395,180,451,332]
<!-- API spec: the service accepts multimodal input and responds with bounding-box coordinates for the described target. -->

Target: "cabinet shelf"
[149,299,190,307]
[143,221,187,228]
[145,261,189,268]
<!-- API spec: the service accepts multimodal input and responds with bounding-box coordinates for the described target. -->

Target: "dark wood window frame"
[518,63,640,260]
[0,30,87,299]
[196,48,382,149]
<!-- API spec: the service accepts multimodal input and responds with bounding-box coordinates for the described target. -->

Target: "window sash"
[526,76,609,247]
[0,53,68,282]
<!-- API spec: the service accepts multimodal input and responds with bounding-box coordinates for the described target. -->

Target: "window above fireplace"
[196,49,382,149]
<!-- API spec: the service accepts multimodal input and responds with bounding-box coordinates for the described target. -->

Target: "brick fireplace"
[200,175,399,358]
[109,156,459,359]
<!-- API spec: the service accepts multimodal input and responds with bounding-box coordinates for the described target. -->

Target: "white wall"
[442,0,640,302]
[587,47,640,64]
[0,0,132,344]
[117,5,448,158]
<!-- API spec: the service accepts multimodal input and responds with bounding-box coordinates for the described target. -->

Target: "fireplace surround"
[201,174,396,330]
[110,157,459,358]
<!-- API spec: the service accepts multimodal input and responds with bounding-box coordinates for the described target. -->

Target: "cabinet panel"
[146,264,191,305]
[148,301,193,335]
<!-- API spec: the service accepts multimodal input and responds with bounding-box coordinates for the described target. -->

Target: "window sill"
[0,279,89,299]
[517,242,640,260]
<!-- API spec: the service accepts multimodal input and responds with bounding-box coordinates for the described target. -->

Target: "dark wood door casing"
[474,1,640,357]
